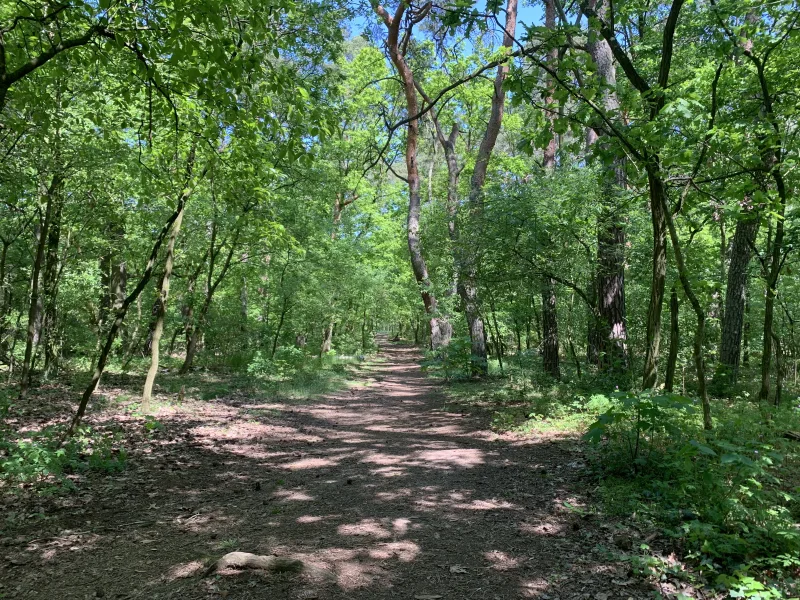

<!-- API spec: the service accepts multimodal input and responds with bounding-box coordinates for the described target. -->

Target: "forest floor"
[0,340,680,600]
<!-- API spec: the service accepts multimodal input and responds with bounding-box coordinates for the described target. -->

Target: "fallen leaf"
[449,565,467,574]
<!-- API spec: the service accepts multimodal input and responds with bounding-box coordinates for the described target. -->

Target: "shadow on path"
[2,339,656,600]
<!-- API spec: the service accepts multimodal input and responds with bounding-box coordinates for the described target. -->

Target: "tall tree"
[372,0,452,349]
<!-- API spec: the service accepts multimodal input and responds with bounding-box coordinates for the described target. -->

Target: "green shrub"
[421,336,472,380]
[248,347,307,379]
[586,391,800,592]
[0,425,127,487]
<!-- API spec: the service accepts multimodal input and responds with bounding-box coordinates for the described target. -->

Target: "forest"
[0,0,799,598]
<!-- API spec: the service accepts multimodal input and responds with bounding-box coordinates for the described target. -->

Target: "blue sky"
[347,0,545,41]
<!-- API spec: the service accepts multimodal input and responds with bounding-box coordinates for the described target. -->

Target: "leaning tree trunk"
[541,277,560,379]
[716,209,759,385]
[68,193,192,437]
[67,147,206,437]
[178,225,240,375]
[141,206,184,413]
[658,177,711,430]
[461,0,517,373]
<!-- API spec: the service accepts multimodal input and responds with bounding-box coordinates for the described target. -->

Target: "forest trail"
[3,340,655,600]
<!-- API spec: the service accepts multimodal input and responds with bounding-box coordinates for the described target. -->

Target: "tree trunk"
[42,190,64,379]
[665,285,679,392]
[489,296,504,359]
[716,210,758,385]
[68,147,207,437]
[658,177,711,429]
[596,213,628,372]
[142,206,184,413]
[587,0,629,374]
[743,296,751,367]
[541,277,560,379]
[642,171,668,389]
[178,227,240,375]
[772,331,784,406]
[759,174,788,402]
[0,240,10,358]
[374,1,451,350]
[271,296,289,359]
[320,320,334,356]
[20,173,61,396]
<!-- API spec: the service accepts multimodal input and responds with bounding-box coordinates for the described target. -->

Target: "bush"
[247,347,307,379]
[1,425,127,488]
[421,336,473,380]
[586,391,800,592]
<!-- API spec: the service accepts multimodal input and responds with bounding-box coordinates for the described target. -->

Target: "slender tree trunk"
[743,296,751,367]
[361,307,369,352]
[567,293,582,380]
[178,228,239,375]
[0,240,10,357]
[374,2,451,349]
[540,2,560,381]
[541,277,560,379]
[320,320,334,356]
[665,285,680,392]
[658,179,711,429]
[20,173,61,396]
[586,275,600,365]
[142,207,184,413]
[271,296,289,359]
[68,148,207,437]
[772,331,784,406]
[759,174,787,401]
[42,193,64,379]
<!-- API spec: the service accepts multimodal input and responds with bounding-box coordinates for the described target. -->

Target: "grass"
[439,357,616,434]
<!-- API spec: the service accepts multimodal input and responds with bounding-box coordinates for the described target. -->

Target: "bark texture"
[20,173,61,396]
[665,285,679,392]
[541,277,560,379]
[642,171,667,388]
[716,209,759,384]
[142,206,184,413]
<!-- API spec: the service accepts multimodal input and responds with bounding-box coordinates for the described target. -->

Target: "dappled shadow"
[1,340,660,599]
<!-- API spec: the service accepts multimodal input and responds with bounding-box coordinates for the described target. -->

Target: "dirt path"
[2,341,655,599]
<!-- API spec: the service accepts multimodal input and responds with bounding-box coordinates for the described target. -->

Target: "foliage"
[587,394,800,590]
[421,336,473,381]
[0,425,126,488]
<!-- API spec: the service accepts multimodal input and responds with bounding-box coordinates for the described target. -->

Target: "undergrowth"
[433,350,800,598]
[0,424,127,492]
